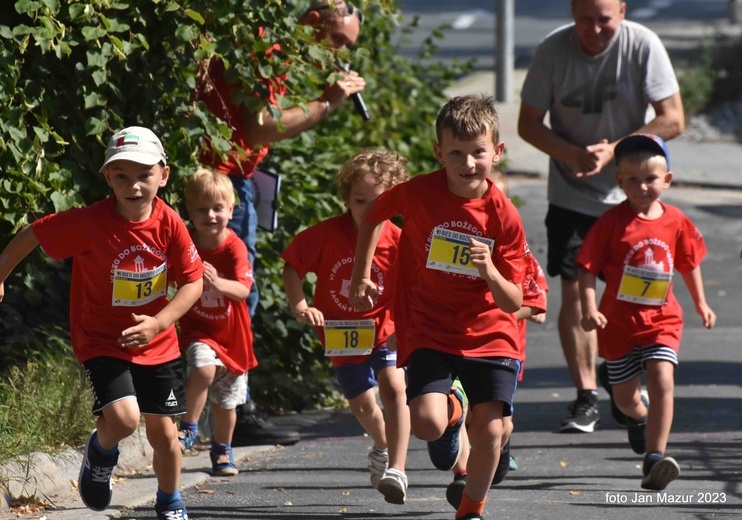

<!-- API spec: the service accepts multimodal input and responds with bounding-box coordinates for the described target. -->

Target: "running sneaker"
[78,429,119,511]
[641,455,680,490]
[627,391,650,454]
[490,440,511,486]
[456,513,484,520]
[377,468,408,504]
[367,446,389,489]
[427,380,468,471]
[446,473,466,509]
[155,499,189,520]
[210,443,239,476]
[509,454,518,471]
[178,428,198,453]
[559,394,600,433]
[598,361,627,426]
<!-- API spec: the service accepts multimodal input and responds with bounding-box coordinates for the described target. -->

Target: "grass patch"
[0,328,94,472]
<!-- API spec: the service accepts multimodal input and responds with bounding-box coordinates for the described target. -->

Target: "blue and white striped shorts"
[604,344,678,385]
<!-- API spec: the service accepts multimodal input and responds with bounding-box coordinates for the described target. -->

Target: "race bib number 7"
[426,226,495,277]
[323,320,375,357]
[616,265,671,306]
[112,261,167,307]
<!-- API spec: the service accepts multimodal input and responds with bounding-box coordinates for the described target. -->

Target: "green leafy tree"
[0,0,471,409]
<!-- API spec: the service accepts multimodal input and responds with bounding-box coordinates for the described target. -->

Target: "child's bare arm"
[469,237,522,313]
[0,226,40,302]
[349,219,384,311]
[119,278,203,348]
[578,267,606,331]
[202,261,250,301]
[681,266,717,329]
[282,263,324,326]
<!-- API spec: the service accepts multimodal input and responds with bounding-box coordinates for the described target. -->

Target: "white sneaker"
[377,468,407,505]
[367,446,388,489]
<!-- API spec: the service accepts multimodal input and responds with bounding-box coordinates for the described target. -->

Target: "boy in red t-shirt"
[350,95,530,520]
[0,127,204,520]
[445,167,548,510]
[281,149,411,504]
[177,169,257,477]
[577,134,716,491]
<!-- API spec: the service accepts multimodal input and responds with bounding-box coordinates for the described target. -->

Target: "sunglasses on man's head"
[311,2,365,25]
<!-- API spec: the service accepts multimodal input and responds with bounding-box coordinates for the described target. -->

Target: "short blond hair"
[184,168,236,209]
[336,148,409,201]
[435,94,500,144]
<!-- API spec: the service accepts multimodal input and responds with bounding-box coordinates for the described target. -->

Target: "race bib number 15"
[426,226,495,277]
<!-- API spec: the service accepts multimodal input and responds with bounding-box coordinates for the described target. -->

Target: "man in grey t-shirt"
[518,0,684,434]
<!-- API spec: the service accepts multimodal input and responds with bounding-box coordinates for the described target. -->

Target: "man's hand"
[323,69,366,110]
[574,139,614,178]
[0,281,4,303]
[119,313,162,348]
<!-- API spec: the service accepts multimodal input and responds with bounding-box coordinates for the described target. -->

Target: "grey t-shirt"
[521,20,679,217]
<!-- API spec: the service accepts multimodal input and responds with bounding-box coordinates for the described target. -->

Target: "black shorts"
[406,348,520,416]
[545,204,599,281]
[83,357,186,416]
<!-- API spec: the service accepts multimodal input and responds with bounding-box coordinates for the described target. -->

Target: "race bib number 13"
[324,320,375,357]
[112,261,167,307]
[426,226,495,277]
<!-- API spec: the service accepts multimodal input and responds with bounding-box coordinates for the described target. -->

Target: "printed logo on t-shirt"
[560,74,618,114]
[328,256,384,313]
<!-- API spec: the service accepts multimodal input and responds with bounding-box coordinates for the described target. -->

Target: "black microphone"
[342,64,371,121]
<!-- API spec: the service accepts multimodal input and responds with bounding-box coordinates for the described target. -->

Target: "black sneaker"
[559,394,600,433]
[627,391,650,454]
[598,362,627,426]
[490,440,510,486]
[456,514,484,520]
[641,455,680,490]
[78,429,119,511]
[446,473,466,509]
[232,408,300,446]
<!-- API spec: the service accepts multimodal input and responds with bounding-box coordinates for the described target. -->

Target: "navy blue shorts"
[334,346,397,400]
[406,348,520,416]
[82,356,186,416]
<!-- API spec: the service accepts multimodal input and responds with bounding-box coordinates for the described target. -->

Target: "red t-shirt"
[365,169,528,367]
[196,35,286,178]
[576,201,707,359]
[281,212,401,367]
[517,255,548,381]
[32,197,204,366]
[179,229,256,375]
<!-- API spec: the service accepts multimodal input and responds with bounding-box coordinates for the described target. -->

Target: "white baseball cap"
[100,126,168,172]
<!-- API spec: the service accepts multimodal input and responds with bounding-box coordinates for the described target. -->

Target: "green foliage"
[0,330,94,466]
[678,34,742,117]
[0,1,471,409]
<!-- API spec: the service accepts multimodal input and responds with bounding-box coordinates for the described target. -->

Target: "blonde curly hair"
[336,148,409,201]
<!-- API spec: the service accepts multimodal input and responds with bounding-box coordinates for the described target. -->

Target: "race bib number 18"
[324,320,375,357]
[426,226,495,277]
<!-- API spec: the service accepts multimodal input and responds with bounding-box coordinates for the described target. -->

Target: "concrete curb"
[0,425,152,512]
